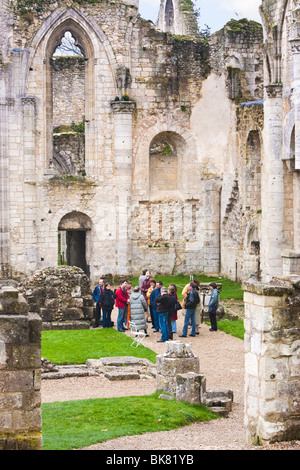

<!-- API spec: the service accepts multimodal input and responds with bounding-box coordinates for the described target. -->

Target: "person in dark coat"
[92,278,104,328]
[169,283,179,335]
[167,286,177,340]
[156,287,171,342]
[149,281,163,332]
[99,283,115,328]
[208,282,220,331]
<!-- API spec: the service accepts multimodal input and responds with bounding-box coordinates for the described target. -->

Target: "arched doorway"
[58,211,92,276]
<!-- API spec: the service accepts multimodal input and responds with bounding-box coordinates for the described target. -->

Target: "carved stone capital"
[290,38,300,54]
[110,100,136,113]
[265,84,283,98]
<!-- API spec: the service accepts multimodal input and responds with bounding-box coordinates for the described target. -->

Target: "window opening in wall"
[246,130,262,211]
[51,31,86,176]
[227,67,241,100]
[150,135,178,193]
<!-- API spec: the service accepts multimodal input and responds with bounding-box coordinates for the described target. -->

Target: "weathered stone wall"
[244,276,300,445]
[0,280,42,450]
[0,0,265,282]
[53,133,85,175]
[19,266,94,330]
[221,103,264,281]
[52,56,85,128]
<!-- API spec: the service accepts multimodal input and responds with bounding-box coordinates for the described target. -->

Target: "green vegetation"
[179,0,194,12]
[225,18,263,36]
[128,274,243,301]
[42,392,218,450]
[161,144,173,155]
[53,117,85,135]
[212,319,245,340]
[41,328,157,365]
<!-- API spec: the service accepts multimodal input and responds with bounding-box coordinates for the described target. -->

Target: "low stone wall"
[19,266,94,330]
[244,276,300,445]
[0,281,42,450]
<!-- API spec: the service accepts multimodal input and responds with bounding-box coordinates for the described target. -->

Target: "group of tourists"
[92,269,220,342]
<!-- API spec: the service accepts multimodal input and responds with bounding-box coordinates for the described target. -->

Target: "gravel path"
[41,309,299,451]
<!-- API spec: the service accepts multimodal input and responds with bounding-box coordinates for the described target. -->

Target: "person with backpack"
[179,282,200,338]
[99,282,115,328]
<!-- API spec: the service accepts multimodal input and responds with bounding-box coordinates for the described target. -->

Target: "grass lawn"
[42,392,219,450]
[214,319,245,340]
[41,328,157,365]
[129,274,244,301]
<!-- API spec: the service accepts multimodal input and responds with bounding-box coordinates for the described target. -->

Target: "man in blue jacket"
[208,282,219,331]
[92,278,104,328]
[150,281,163,332]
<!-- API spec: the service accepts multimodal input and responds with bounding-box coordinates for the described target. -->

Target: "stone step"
[104,371,140,381]
[205,389,234,400]
[208,406,230,418]
[100,356,153,367]
[204,397,232,412]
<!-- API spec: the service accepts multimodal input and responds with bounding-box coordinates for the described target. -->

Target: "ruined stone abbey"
[0,0,299,284]
[0,0,299,449]
[0,0,273,283]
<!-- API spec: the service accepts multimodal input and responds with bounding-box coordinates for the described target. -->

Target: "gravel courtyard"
[41,308,299,451]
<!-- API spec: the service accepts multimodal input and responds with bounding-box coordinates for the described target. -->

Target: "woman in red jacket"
[115,280,129,332]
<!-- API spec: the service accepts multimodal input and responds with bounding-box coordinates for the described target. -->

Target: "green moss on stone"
[225,18,262,36]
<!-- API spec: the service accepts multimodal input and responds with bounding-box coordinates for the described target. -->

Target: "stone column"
[0,281,42,450]
[111,100,135,274]
[285,35,300,270]
[290,19,300,170]
[0,97,12,278]
[244,277,300,445]
[22,97,38,273]
[261,85,284,281]
[202,177,221,275]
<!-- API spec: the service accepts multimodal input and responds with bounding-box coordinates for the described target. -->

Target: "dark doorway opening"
[66,230,88,275]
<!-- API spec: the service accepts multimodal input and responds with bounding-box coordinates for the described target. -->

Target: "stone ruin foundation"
[0,280,42,450]
[244,276,300,445]
[19,266,93,330]
[156,341,233,417]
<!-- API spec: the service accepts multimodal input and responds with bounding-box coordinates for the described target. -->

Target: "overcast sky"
[139,0,262,33]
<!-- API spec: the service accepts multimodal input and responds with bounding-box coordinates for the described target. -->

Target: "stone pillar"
[111,100,135,274]
[22,97,38,273]
[290,22,300,170]
[176,372,206,405]
[156,341,199,395]
[244,277,300,445]
[0,97,12,278]
[261,85,284,281]
[0,281,42,450]
[202,178,221,275]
